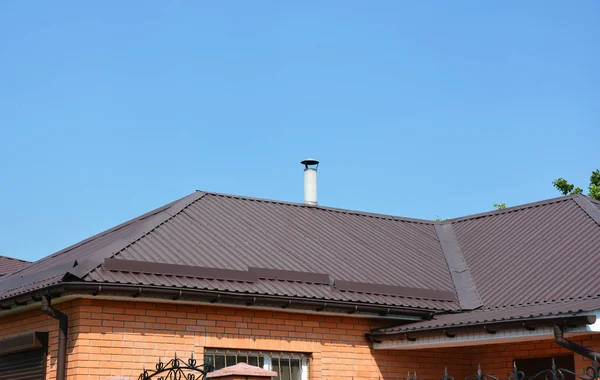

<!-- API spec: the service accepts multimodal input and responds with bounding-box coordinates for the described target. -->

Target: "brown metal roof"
[83,192,459,310]
[372,297,600,335]
[0,255,30,277]
[0,191,599,322]
[0,192,200,299]
[452,196,600,308]
[0,191,459,311]
[88,267,456,310]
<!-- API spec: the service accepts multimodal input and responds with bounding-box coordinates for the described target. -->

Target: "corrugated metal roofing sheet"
[0,192,201,298]
[87,269,458,310]
[0,256,30,276]
[591,198,600,211]
[374,297,600,334]
[1,191,599,322]
[0,191,459,311]
[0,274,64,299]
[106,193,454,291]
[452,197,600,308]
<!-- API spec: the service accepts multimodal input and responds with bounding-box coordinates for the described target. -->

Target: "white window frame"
[204,349,308,380]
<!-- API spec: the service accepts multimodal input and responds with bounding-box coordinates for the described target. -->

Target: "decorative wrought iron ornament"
[138,354,214,380]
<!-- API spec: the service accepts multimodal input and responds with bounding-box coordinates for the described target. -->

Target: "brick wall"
[0,300,78,380]
[1,298,599,380]
[469,335,600,378]
[70,299,474,380]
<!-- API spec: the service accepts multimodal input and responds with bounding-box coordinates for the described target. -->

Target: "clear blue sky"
[1,1,598,261]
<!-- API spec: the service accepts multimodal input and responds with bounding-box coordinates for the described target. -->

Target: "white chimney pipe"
[301,158,319,206]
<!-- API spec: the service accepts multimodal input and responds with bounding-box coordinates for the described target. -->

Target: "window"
[0,349,46,379]
[514,355,575,380]
[204,349,308,380]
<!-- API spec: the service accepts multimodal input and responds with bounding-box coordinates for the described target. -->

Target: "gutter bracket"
[365,333,382,345]
[522,322,535,331]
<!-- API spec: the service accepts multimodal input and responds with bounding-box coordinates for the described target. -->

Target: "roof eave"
[0,281,442,320]
[367,313,597,340]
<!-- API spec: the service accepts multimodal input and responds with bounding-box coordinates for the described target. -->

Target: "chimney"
[301,158,319,206]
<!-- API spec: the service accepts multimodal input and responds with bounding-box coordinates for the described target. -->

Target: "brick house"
[1,176,600,379]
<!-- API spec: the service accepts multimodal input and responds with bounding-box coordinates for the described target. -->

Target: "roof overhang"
[0,282,434,321]
[368,313,600,350]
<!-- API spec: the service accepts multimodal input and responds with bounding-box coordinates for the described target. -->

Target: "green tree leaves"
[493,203,506,210]
[552,169,600,200]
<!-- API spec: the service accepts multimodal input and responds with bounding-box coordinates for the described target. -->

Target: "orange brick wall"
[1,298,599,380]
[69,299,473,380]
[0,300,79,380]
[468,335,600,378]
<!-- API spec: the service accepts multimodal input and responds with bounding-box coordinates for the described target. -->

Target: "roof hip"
[73,191,207,279]
[573,195,600,227]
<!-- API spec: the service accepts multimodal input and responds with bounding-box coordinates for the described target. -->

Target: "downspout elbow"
[41,295,55,317]
[553,325,600,360]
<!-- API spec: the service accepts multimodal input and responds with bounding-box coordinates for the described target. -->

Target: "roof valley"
[435,223,482,310]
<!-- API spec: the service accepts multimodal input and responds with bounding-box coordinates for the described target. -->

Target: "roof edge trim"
[435,224,482,310]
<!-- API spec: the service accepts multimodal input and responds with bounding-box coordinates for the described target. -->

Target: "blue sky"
[1,1,598,261]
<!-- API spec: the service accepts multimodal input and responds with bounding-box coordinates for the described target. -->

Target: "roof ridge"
[444,194,581,224]
[203,191,596,226]
[202,191,436,225]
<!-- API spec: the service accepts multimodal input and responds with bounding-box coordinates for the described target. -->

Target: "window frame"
[204,349,308,380]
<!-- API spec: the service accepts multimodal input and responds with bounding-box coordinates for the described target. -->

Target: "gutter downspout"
[553,325,600,360]
[42,294,68,380]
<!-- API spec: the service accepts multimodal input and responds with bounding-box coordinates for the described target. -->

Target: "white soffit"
[375,311,600,350]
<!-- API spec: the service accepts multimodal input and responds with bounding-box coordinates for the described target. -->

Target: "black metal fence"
[410,358,600,380]
[140,354,600,380]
